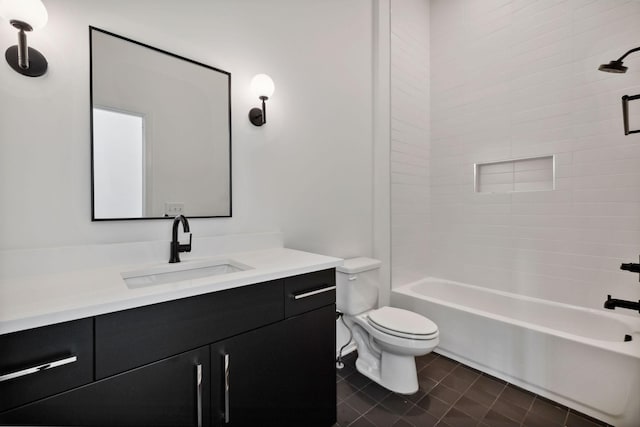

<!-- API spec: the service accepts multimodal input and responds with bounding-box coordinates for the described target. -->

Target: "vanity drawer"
[0,318,94,413]
[95,280,284,379]
[284,269,336,318]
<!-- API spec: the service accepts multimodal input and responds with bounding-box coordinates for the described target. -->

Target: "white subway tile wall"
[391,0,640,313]
[391,0,431,286]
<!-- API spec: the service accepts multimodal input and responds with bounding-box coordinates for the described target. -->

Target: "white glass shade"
[0,0,48,30]
[250,74,275,98]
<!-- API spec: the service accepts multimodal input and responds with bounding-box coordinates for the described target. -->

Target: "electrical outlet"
[164,202,185,216]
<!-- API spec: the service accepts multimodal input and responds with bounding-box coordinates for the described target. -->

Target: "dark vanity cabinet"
[0,269,336,427]
[211,305,336,427]
[0,346,211,426]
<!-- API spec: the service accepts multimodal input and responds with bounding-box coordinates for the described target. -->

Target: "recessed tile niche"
[474,155,554,193]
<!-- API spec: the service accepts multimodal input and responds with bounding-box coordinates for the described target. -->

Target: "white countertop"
[0,245,343,335]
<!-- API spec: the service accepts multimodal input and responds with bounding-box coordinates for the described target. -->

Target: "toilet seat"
[367,306,438,340]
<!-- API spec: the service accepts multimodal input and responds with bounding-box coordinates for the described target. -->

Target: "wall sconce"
[248,74,275,126]
[0,0,48,77]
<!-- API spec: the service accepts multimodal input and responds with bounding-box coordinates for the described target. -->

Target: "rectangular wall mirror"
[90,27,232,220]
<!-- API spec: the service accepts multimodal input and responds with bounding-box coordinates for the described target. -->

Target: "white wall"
[0,0,375,259]
[390,0,431,287]
[428,0,640,312]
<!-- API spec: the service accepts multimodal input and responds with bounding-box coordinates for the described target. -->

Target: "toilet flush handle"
[348,274,358,281]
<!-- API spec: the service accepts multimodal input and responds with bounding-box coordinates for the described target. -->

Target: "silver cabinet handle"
[196,364,203,427]
[0,355,77,383]
[292,285,336,300]
[224,353,230,424]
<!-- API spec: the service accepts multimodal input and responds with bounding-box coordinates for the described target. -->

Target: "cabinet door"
[0,347,210,427]
[211,304,336,427]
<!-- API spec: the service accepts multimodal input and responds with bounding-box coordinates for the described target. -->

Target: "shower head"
[598,46,640,73]
[598,60,627,73]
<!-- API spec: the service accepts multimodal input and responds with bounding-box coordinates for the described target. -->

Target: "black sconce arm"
[249,96,269,126]
[260,96,267,124]
[4,19,48,77]
[14,22,30,69]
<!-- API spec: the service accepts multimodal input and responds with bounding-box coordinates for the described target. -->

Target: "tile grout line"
[479,376,508,424]
[561,404,570,427]
[434,367,483,424]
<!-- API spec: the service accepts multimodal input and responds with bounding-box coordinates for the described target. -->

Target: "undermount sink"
[121,258,252,289]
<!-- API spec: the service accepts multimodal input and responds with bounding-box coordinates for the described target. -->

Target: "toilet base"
[345,311,438,395]
[355,352,419,394]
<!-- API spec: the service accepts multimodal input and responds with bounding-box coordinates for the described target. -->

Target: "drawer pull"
[292,285,336,300]
[196,364,203,427]
[0,355,77,383]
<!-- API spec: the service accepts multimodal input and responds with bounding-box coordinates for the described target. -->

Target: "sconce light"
[0,0,48,77]
[248,74,275,126]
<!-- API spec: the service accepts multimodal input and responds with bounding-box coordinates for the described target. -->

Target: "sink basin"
[122,258,252,289]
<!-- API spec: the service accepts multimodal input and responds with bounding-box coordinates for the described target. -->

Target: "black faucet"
[604,295,640,313]
[620,257,640,281]
[169,215,192,263]
[620,262,640,273]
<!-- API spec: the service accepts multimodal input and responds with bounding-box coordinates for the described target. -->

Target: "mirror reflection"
[90,27,232,220]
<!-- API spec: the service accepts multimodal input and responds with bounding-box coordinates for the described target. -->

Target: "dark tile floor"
[335,351,611,427]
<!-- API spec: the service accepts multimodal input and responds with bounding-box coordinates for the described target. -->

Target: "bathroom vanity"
[0,245,340,427]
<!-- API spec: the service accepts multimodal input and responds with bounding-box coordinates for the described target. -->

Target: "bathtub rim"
[393,277,640,359]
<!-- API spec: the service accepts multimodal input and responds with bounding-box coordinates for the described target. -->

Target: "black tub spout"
[604,295,640,313]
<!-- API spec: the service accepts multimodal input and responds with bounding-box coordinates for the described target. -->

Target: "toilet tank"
[336,257,382,315]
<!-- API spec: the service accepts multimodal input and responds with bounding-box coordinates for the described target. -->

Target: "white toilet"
[336,257,439,394]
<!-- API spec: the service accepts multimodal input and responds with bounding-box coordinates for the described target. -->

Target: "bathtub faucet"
[604,295,640,313]
[620,262,640,273]
[620,257,640,282]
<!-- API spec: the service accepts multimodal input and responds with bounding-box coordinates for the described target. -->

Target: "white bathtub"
[391,277,640,427]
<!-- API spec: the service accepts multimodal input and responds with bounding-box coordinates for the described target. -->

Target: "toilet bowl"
[336,258,439,394]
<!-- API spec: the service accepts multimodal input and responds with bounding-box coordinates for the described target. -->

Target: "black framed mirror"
[90,27,232,220]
